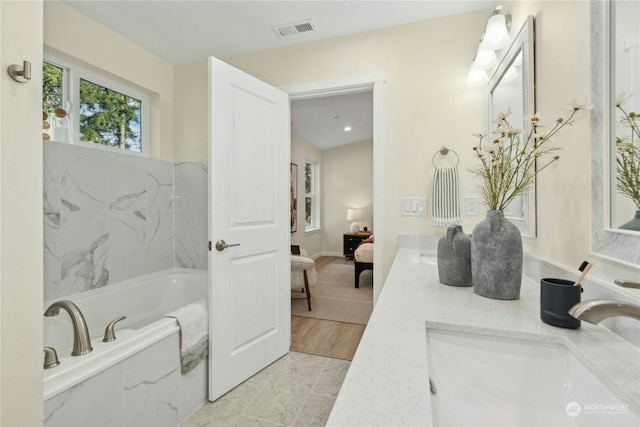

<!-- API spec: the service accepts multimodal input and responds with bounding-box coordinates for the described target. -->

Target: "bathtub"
[43,268,208,427]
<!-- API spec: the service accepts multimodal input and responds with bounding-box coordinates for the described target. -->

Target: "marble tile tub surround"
[328,239,640,426]
[44,331,207,426]
[44,140,207,301]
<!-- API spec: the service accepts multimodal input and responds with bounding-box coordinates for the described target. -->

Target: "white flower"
[528,112,543,127]
[494,107,512,123]
[616,92,632,107]
[532,128,546,139]
[567,98,593,112]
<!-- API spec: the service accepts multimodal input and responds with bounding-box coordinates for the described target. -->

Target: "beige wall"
[43,1,175,161]
[40,0,638,300]
[179,11,489,279]
[1,1,44,425]
[498,0,639,284]
[290,133,323,257]
[174,60,208,161]
[175,2,639,284]
[322,140,374,255]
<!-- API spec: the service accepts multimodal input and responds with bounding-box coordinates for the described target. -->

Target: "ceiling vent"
[272,19,317,38]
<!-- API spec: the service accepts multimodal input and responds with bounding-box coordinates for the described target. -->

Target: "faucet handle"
[103,315,126,342]
[44,347,60,369]
[614,279,640,289]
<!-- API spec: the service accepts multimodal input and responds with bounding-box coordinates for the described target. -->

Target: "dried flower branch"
[616,93,640,208]
[470,102,591,211]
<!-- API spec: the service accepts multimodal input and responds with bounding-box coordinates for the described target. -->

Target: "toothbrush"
[573,261,592,287]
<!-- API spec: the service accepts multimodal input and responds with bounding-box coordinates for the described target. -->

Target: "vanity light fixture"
[466,5,512,86]
[480,8,512,51]
[466,67,489,85]
[473,49,499,70]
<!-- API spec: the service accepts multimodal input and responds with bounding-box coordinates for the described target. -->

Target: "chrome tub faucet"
[44,300,93,356]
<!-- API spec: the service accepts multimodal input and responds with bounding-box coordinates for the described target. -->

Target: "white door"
[208,56,291,401]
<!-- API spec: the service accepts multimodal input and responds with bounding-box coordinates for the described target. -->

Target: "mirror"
[609,0,640,232]
[488,16,535,237]
[592,0,640,266]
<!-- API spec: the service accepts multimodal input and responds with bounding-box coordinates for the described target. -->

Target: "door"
[208,56,290,401]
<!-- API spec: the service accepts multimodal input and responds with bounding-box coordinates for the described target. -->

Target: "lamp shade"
[466,67,488,86]
[480,13,511,51]
[347,209,362,221]
[473,49,498,70]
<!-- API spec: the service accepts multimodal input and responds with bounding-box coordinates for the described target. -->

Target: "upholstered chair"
[291,248,317,311]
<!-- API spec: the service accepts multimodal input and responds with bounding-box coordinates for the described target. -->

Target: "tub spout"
[569,299,640,325]
[44,300,93,356]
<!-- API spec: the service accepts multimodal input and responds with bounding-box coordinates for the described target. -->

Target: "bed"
[354,238,374,288]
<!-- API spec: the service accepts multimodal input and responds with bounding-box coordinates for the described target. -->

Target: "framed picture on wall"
[291,163,298,233]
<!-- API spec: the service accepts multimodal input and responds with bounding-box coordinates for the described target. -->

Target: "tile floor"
[181,352,350,426]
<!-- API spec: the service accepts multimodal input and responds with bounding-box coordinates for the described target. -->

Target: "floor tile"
[182,352,349,427]
[312,359,350,397]
[291,392,336,427]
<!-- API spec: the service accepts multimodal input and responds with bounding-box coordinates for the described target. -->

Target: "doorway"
[286,75,384,359]
[285,74,385,304]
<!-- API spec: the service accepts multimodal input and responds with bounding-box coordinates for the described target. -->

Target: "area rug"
[291,257,373,325]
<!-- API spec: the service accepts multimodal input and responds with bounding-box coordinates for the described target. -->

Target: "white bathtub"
[43,268,208,426]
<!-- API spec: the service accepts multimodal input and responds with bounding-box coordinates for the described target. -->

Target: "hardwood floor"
[290,315,366,360]
[290,256,371,360]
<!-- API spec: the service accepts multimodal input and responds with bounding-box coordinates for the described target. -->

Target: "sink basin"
[426,326,639,426]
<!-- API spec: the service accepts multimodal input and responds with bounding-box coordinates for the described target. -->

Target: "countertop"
[327,248,640,426]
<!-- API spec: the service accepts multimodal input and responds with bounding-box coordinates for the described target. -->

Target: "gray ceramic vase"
[437,225,472,287]
[619,210,640,231]
[471,210,523,300]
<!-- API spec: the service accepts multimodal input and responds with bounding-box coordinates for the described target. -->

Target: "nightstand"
[343,232,372,258]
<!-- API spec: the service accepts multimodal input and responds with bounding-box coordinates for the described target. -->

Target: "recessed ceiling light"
[344,126,352,132]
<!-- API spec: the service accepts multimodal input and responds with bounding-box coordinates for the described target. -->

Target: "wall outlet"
[465,196,479,216]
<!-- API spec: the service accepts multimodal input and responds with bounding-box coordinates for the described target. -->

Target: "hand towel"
[432,166,461,227]
[165,299,208,374]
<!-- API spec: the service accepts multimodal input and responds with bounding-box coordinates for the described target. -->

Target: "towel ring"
[432,146,459,167]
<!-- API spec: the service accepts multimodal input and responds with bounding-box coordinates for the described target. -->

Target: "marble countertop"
[327,248,640,426]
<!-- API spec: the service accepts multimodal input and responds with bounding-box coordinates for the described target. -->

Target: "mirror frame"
[488,15,536,237]
[591,0,640,267]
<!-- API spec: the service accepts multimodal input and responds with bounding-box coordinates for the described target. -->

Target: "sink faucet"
[44,300,93,356]
[569,300,640,325]
[614,279,640,289]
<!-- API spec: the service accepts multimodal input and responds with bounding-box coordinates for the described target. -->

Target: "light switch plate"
[401,198,427,216]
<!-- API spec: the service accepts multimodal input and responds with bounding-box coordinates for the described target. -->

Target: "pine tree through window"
[42,56,148,155]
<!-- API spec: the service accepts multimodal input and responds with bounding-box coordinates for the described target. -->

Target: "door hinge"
[208,241,212,251]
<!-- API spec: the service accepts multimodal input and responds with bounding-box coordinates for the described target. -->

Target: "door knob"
[215,239,240,251]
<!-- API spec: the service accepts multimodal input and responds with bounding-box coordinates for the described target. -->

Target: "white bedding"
[354,242,374,263]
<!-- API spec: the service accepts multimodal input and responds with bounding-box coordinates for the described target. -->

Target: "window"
[42,55,148,155]
[304,160,320,230]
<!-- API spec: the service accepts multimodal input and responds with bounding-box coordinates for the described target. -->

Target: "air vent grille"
[273,19,317,38]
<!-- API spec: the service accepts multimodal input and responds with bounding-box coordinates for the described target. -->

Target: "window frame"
[43,53,150,157]
[304,159,320,232]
